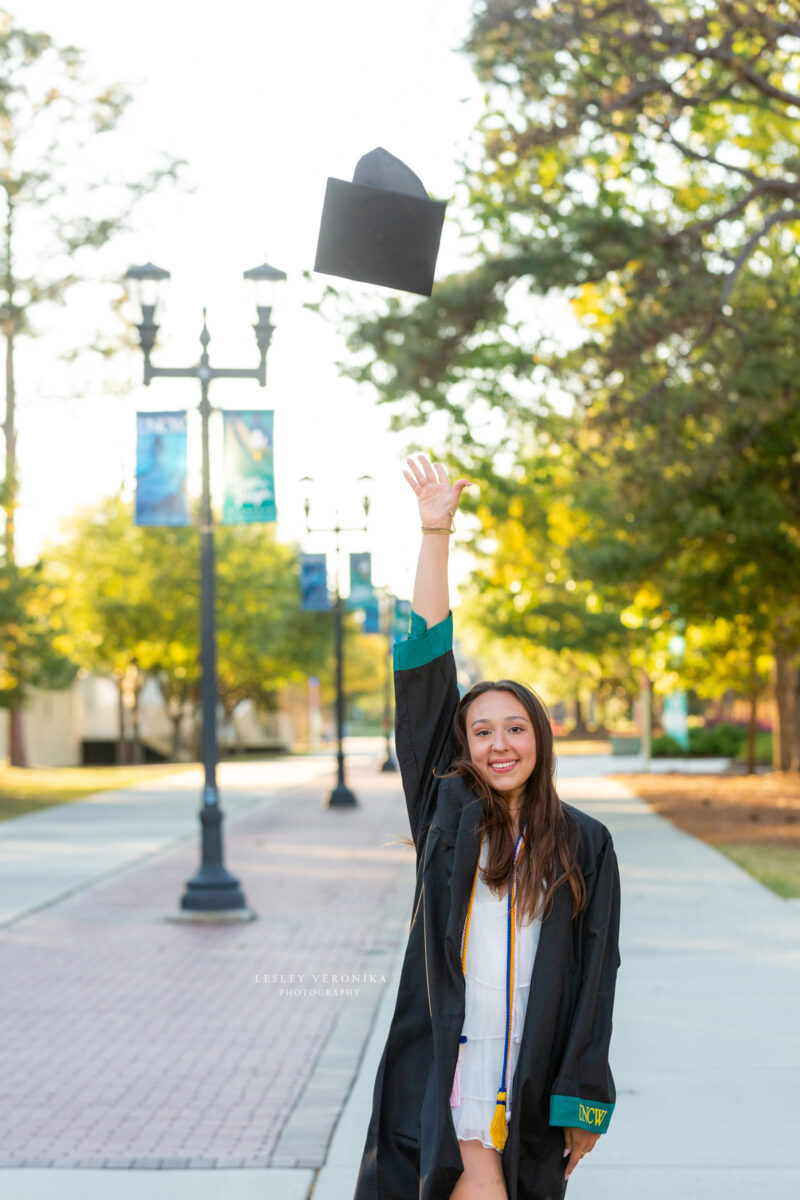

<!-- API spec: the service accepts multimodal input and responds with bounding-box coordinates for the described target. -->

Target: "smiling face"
[465,689,537,813]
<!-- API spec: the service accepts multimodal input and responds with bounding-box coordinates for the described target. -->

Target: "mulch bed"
[610,770,800,848]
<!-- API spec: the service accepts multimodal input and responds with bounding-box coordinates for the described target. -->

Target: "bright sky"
[15,0,484,598]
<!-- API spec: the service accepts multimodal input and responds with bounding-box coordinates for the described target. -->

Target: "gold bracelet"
[421,510,455,534]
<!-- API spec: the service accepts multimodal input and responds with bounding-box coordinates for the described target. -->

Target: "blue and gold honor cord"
[458,824,527,1151]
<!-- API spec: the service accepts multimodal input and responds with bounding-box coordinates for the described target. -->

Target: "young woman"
[353,455,621,1200]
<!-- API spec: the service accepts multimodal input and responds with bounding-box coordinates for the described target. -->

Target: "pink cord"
[450,1057,461,1107]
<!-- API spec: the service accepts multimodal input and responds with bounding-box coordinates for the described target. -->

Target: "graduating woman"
[353,455,621,1200]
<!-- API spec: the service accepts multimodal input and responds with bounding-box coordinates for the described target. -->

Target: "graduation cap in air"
[314,148,447,297]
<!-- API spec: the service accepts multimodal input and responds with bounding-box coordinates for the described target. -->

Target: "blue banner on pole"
[300,554,329,612]
[222,411,276,524]
[135,412,189,526]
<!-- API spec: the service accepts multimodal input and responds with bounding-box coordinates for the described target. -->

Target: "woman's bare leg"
[450,1139,508,1199]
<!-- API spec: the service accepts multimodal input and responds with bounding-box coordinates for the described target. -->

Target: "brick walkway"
[0,762,415,1169]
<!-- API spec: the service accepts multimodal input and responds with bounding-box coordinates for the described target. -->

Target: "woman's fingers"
[564,1152,580,1181]
[406,453,442,486]
[404,455,473,504]
[418,454,438,484]
[562,1128,599,1180]
[404,457,427,488]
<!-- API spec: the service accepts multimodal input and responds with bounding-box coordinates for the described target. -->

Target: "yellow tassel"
[489,1090,508,1150]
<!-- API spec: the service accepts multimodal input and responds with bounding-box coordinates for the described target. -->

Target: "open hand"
[562,1127,601,1180]
[402,454,471,528]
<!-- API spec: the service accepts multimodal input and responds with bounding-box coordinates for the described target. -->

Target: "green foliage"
[0,558,77,708]
[650,734,686,758]
[0,15,184,747]
[652,723,749,757]
[334,0,800,723]
[0,13,184,341]
[735,731,773,766]
[48,495,333,717]
[688,723,748,758]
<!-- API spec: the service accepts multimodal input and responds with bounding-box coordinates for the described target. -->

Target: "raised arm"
[402,455,471,627]
[393,456,471,845]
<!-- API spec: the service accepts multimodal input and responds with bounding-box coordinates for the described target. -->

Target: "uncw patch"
[578,1103,609,1127]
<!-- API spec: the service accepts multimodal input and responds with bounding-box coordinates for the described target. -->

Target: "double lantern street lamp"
[125,260,286,917]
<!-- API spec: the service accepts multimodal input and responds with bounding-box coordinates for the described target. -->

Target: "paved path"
[0,749,416,1198]
[1,749,798,1199]
[0,755,343,927]
[315,758,800,1200]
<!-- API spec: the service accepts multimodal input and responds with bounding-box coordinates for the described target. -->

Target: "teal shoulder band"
[394,610,453,672]
[550,1094,614,1133]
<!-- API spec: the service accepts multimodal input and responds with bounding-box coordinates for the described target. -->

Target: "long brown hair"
[446,679,586,922]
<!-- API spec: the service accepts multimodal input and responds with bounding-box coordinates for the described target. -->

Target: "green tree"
[338,0,800,763]
[0,558,76,708]
[50,496,190,763]
[0,13,183,763]
[50,496,333,763]
[213,522,334,733]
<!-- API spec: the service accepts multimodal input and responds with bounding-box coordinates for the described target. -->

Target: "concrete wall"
[0,687,82,767]
[0,673,303,767]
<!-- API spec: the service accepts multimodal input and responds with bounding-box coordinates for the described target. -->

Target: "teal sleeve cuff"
[408,609,428,639]
[549,1094,614,1133]
[394,610,453,671]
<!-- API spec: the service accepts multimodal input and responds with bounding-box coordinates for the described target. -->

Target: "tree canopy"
[337,0,800,763]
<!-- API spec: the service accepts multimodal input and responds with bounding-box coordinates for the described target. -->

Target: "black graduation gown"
[353,612,621,1200]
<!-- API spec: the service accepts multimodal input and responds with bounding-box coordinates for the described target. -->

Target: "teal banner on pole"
[135,411,189,526]
[222,411,276,524]
[348,552,373,609]
[393,598,412,641]
[662,692,689,750]
[300,554,329,612]
[362,593,380,633]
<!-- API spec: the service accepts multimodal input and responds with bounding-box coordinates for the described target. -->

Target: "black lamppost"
[380,589,398,772]
[125,260,286,914]
[302,477,371,808]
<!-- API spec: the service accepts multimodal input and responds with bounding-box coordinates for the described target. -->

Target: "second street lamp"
[125,259,286,914]
[303,478,371,808]
[379,589,398,772]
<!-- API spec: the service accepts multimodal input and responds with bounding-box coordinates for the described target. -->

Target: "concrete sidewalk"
[314,759,800,1200]
[0,754,362,927]
[1,749,799,1198]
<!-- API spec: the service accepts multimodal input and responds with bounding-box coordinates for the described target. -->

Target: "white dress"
[450,835,543,1149]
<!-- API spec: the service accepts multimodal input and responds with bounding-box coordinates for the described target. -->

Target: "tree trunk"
[772,645,800,771]
[8,707,27,768]
[746,690,757,776]
[639,671,652,765]
[115,682,128,765]
[3,327,27,767]
[131,691,144,765]
[170,711,183,761]
[745,644,760,776]
[572,696,588,736]
[4,329,16,563]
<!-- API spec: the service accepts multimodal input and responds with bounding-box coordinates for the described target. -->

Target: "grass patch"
[713,843,800,899]
[0,762,196,822]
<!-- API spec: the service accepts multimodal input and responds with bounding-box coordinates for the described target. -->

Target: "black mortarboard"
[314,148,447,297]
